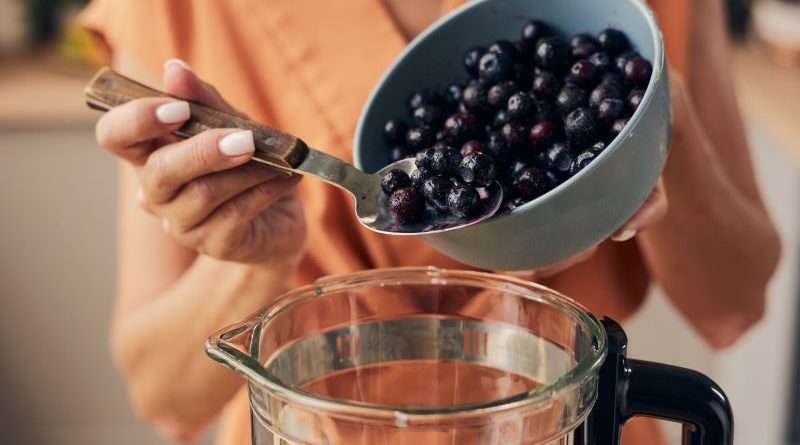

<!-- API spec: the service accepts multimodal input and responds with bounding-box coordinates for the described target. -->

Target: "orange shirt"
[80,1,689,444]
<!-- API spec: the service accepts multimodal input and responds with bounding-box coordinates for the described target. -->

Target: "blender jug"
[206,267,732,445]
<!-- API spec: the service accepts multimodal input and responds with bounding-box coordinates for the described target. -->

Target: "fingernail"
[219,130,255,156]
[155,101,190,124]
[163,58,193,72]
[135,187,145,204]
[611,228,637,242]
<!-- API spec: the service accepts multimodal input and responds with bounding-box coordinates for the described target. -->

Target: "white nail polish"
[156,101,190,124]
[219,130,255,156]
[610,228,637,242]
[163,58,193,72]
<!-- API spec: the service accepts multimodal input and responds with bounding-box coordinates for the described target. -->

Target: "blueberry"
[556,85,589,115]
[411,166,432,189]
[587,52,612,73]
[572,43,598,59]
[564,107,598,147]
[508,160,528,179]
[460,152,497,187]
[512,62,534,89]
[589,82,624,108]
[609,118,629,139]
[521,20,551,45]
[502,196,530,213]
[488,80,520,109]
[435,130,445,141]
[615,50,640,72]
[513,167,549,200]
[598,28,631,56]
[536,100,561,123]
[597,98,626,127]
[389,146,408,162]
[388,187,425,223]
[415,148,436,169]
[485,131,512,164]
[381,169,412,195]
[600,71,625,88]
[407,90,444,111]
[488,40,520,59]
[422,175,455,212]
[479,51,514,84]
[532,71,560,100]
[569,59,599,88]
[461,139,486,156]
[442,113,480,145]
[463,46,486,77]
[461,82,491,115]
[529,121,560,148]
[506,91,537,124]
[383,119,408,146]
[545,170,562,189]
[623,56,652,88]
[628,89,645,113]
[430,146,462,174]
[444,83,463,107]
[447,184,482,217]
[406,127,435,152]
[544,142,574,178]
[412,105,445,128]
[571,33,599,51]
[569,150,596,175]
[501,122,530,149]
[535,37,571,73]
[589,141,607,155]
[492,109,511,128]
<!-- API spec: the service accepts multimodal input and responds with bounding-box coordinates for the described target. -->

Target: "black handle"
[593,318,734,445]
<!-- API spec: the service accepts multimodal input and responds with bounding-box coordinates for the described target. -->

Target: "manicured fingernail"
[162,217,170,233]
[163,58,193,72]
[219,130,255,156]
[135,187,145,204]
[155,101,190,124]
[611,228,637,242]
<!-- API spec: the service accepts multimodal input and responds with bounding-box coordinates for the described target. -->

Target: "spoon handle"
[84,67,308,172]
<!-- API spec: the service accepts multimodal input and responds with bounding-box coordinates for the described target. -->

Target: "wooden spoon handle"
[84,67,308,170]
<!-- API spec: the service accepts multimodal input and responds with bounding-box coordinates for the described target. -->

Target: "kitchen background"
[0,0,798,444]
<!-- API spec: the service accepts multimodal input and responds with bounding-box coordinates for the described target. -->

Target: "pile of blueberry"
[381,20,652,224]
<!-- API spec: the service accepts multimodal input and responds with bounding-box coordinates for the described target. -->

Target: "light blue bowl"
[354,0,670,271]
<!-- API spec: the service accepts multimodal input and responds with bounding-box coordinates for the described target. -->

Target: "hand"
[94,59,307,265]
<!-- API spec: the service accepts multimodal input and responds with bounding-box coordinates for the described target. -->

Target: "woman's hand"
[94,59,307,266]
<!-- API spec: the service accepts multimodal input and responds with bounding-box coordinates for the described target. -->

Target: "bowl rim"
[353,0,666,223]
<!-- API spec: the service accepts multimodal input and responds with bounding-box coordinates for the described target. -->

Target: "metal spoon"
[84,68,502,235]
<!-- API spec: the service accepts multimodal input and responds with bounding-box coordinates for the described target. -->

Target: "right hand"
[94,59,307,266]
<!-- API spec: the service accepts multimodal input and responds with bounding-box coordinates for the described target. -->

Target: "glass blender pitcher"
[206,267,733,445]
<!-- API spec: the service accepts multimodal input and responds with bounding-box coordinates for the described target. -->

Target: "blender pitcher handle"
[593,318,734,445]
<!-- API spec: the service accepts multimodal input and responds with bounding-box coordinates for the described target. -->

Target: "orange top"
[80,1,689,444]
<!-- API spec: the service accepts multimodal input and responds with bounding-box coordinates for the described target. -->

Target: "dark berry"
[598,28,631,56]
[506,91,537,124]
[442,113,480,145]
[411,166,432,189]
[601,71,625,88]
[460,152,497,187]
[461,140,486,156]
[570,150,596,175]
[461,83,491,115]
[415,147,436,169]
[597,98,626,127]
[569,59,599,88]
[389,146,406,162]
[501,122,530,149]
[623,56,652,88]
[529,121,560,148]
[406,127,435,152]
[502,196,530,212]
[615,50,640,72]
[388,187,425,223]
[571,33,599,50]
[381,169,412,195]
[535,37,571,73]
[589,141,607,155]
[536,101,561,123]
[544,142,574,178]
[383,119,408,146]
[556,85,589,115]
[587,52,612,73]
[513,167,549,200]
[485,131,512,164]
[532,71,560,100]
[488,40,519,59]
[487,80,520,109]
[513,62,534,89]
[545,170,561,189]
[610,118,629,139]
[589,82,624,108]
[407,90,444,111]
[422,175,455,212]
[444,83,463,107]
[430,146,462,174]
[412,105,445,128]
[435,130,445,141]
[564,107,598,147]
[492,109,510,128]
[479,51,514,84]
[508,160,527,179]
[463,46,486,77]
[628,89,645,113]
[448,184,482,218]
[521,20,551,45]
[573,43,598,59]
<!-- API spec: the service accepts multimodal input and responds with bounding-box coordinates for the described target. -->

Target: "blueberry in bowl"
[356,0,669,270]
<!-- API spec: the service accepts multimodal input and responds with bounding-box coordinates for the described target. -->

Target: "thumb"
[162,59,245,116]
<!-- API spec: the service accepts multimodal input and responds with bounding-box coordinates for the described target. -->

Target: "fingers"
[163,59,243,115]
[95,97,190,165]
[611,178,668,242]
[140,129,256,204]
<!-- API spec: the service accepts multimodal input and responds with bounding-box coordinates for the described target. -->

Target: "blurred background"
[0,0,798,444]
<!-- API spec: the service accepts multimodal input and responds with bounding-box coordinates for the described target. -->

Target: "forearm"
[111,255,293,440]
